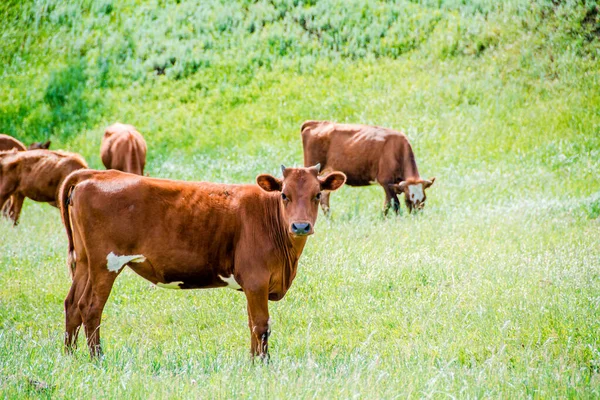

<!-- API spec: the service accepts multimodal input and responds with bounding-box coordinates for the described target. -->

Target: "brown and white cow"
[301,120,435,215]
[0,149,88,225]
[101,123,147,175]
[59,165,345,358]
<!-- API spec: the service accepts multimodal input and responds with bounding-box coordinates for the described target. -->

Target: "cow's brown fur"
[100,123,147,175]
[301,120,435,214]
[59,166,345,358]
[0,149,88,225]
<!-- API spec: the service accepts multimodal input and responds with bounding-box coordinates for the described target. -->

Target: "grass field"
[1,0,600,398]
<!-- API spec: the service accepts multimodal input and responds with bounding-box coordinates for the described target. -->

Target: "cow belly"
[125,259,236,290]
[343,175,373,186]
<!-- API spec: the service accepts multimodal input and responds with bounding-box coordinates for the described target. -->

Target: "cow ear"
[43,140,51,149]
[389,181,407,194]
[319,172,346,192]
[256,174,282,192]
[423,177,436,189]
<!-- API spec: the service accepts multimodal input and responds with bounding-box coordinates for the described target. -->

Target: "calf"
[101,123,147,175]
[0,150,87,225]
[59,165,345,358]
[301,120,435,215]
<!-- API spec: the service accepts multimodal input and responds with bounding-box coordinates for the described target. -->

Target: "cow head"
[28,140,51,150]
[389,177,435,213]
[257,164,346,236]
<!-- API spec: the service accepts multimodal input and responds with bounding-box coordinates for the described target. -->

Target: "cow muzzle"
[412,201,425,212]
[290,222,313,236]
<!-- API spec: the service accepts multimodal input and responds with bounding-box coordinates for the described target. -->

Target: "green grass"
[1,0,600,398]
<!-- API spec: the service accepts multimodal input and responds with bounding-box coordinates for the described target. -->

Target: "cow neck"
[265,194,307,292]
[403,146,420,181]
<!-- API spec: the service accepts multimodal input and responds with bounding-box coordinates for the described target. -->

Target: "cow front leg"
[244,285,270,360]
[0,192,13,221]
[381,182,400,216]
[8,193,24,225]
[320,191,331,216]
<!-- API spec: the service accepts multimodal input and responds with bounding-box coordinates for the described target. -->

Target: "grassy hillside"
[1,0,600,398]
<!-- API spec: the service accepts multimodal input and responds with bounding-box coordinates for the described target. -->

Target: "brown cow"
[0,149,88,225]
[59,165,346,358]
[100,123,147,175]
[301,120,435,215]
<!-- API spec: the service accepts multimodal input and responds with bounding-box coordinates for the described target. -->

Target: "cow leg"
[1,196,12,219]
[320,191,331,216]
[380,181,400,216]
[64,258,88,352]
[7,193,24,225]
[0,192,13,221]
[244,285,270,360]
[78,269,118,358]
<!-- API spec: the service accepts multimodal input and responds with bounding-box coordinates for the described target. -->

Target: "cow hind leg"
[78,267,118,358]
[64,257,89,352]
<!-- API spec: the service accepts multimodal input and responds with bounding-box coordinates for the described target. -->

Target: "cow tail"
[59,170,86,280]
[127,132,143,175]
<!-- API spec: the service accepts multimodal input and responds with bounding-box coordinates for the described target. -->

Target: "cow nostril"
[291,222,311,235]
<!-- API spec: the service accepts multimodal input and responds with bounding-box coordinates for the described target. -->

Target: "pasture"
[1,0,600,397]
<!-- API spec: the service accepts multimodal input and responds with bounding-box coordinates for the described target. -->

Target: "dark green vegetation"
[1,0,599,397]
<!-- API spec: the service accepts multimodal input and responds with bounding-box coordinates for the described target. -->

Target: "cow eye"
[281,193,289,201]
[316,192,321,200]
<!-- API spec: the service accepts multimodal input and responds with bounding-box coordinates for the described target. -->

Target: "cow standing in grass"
[301,120,435,215]
[59,165,345,358]
[101,123,147,175]
[0,150,87,225]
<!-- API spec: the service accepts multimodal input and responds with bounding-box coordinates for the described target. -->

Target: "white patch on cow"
[408,183,424,203]
[219,274,242,290]
[156,281,184,289]
[106,252,146,272]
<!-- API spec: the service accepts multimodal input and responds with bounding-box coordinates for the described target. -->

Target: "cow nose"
[291,222,312,235]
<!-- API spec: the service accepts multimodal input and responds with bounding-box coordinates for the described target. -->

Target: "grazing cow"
[101,123,147,175]
[301,120,435,215]
[27,140,52,150]
[0,150,87,225]
[59,165,346,358]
